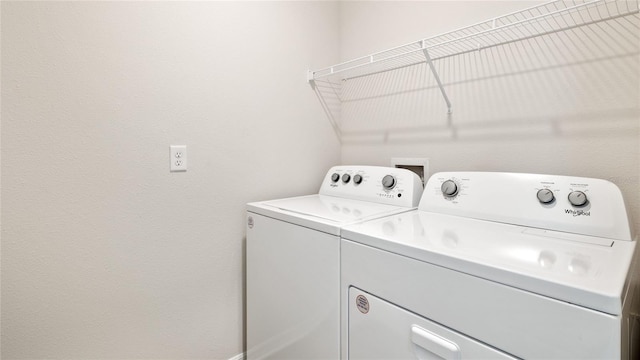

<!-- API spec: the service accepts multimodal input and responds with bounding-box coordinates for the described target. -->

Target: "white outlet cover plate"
[170,145,187,172]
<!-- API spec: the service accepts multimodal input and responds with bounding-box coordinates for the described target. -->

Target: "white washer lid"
[248,194,414,235]
[342,210,637,315]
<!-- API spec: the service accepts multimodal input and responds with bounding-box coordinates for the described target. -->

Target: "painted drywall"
[1,1,340,359]
[338,1,640,233]
[3,1,638,359]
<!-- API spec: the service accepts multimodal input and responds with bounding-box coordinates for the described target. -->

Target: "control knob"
[353,174,363,185]
[441,180,458,198]
[382,175,396,190]
[568,190,588,207]
[342,174,351,183]
[536,189,555,204]
[331,173,340,183]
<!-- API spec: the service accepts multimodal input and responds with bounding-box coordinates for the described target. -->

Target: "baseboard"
[228,352,246,360]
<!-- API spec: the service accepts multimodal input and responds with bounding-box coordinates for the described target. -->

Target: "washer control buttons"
[342,174,351,183]
[568,190,588,207]
[331,173,340,183]
[441,180,459,198]
[353,174,363,185]
[537,189,555,204]
[382,175,396,190]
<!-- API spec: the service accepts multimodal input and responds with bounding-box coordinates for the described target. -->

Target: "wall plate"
[170,145,187,172]
[391,157,429,186]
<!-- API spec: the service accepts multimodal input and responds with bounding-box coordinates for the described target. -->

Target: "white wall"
[2,1,639,359]
[1,2,340,359]
[338,1,640,233]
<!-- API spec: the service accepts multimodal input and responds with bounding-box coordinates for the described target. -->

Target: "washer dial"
[331,173,340,183]
[353,174,363,185]
[382,175,396,190]
[568,191,588,207]
[441,180,459,198]
[537,189,555,204]
[342,174,351,183]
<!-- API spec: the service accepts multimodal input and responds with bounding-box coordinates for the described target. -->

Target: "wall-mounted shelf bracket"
[307,70,342,141]
[421,41,452,115]
[307,70,316,89]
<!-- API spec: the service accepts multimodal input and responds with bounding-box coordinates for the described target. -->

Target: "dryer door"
[348,287,515,360]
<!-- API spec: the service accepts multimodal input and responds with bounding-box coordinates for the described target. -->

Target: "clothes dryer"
[341,172,639,359]
[246,165,423,359]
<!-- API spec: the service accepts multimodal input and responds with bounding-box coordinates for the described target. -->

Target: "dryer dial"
[382,175,396,190]
[568,191,588,207]
[441,180,459,198]
[537,189,555,204]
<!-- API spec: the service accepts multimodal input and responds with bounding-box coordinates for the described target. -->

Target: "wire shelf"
[309,0,639,83]
[308,0,640,141]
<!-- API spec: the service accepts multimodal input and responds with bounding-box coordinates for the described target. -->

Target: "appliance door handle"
[411,325,461,360]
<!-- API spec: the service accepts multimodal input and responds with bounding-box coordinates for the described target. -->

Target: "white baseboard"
[228,352,246,360]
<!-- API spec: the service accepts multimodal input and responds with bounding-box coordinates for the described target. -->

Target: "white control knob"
[382,175,396,190]
[441,180,458,197]
[537,189,555,204]
[568,191,588,207]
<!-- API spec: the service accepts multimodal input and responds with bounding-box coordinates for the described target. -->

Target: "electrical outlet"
[170,145,187,172]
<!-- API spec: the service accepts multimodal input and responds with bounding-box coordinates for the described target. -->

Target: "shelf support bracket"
[307,70,342,142]
[307,70,316,88]
[421,41,452,115]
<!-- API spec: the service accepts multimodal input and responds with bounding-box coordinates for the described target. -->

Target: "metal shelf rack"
[308,0,639,139]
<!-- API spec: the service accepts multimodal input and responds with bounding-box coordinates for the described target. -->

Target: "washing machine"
[341,172,639,359]
[246,165,423,359]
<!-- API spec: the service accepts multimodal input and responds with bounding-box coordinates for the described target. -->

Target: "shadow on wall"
[337,109,640,145]
[311,7,640,145]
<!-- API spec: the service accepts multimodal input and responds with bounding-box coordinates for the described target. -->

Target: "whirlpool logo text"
[565,209,591,217]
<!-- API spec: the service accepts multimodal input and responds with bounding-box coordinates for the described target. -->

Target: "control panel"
[420,172,632,241]
[319,166,423,208]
